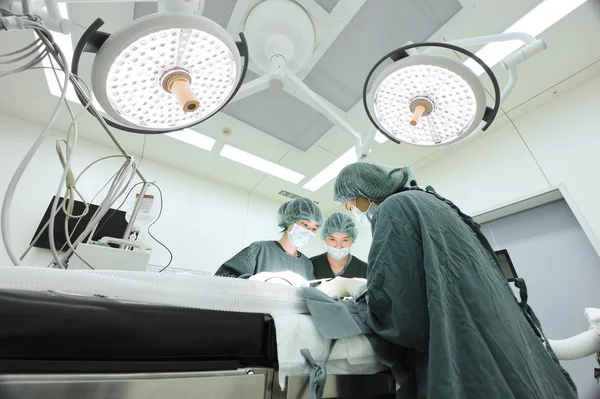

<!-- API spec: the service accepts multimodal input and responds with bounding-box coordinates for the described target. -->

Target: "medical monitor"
[30,196,128,251]
[495,249,518,282]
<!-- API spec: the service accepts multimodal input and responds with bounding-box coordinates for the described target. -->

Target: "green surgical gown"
[356,188,577,399]
[310,253,368,279]
[214,240,315,280]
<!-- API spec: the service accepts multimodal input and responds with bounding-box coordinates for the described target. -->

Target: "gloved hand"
[249,271,310,287]
[317,277,367,298]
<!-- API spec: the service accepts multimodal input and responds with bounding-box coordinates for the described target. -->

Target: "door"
[482,199,600,399]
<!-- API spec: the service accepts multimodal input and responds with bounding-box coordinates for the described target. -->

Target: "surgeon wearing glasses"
[318,162,578,399]
[215,197,323,280]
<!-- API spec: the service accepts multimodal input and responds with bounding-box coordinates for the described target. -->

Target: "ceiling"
[218,0,461,152]
[0,0,599,214]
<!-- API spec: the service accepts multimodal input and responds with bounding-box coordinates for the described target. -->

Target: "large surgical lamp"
[71,0,249,134]
[363,35,547,147]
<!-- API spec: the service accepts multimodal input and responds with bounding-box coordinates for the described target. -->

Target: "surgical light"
[71,12,249,134]
[363,37,546,147]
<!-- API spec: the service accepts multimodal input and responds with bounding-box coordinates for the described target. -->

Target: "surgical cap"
[277,197,324,229]
[333,162,416,203]
[320,212,358,241]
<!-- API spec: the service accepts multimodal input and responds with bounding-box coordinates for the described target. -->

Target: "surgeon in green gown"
[318,162,577,399]
[310,212,368,279]
[215,197,323,280]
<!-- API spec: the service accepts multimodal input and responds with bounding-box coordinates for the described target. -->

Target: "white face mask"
[351,205,369,226]
[326,245,351,260]
[287,224,315,248]
[352,200,379,226]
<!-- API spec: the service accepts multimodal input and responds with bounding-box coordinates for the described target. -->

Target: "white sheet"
[1,267,387,388]
[272,313,387,390]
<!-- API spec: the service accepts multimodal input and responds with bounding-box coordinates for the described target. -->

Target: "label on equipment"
[136,194,155,217]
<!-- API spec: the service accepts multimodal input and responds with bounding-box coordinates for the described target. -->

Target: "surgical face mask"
[287,224,315,248]
[352,201,378,226]
[326,245,351,260]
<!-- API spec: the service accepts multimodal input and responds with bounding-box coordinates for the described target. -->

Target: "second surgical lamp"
[363,35,547,147]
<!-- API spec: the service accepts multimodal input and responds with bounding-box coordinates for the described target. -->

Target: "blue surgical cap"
[333,162,416,204]
[277,197,324,229]
[320,212,358,241]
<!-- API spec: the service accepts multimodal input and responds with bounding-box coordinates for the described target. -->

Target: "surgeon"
[215,197,323,280]
[318,162,577,399]
[310,212,367,279]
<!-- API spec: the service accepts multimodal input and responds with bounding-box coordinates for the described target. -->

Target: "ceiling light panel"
[220,144,305,184]
[465,0,589,75]
[303,147,358,192]
[165,128,215,150]
[41,3,77,100]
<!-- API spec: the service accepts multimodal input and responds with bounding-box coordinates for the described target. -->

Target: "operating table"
[0,289,395,399]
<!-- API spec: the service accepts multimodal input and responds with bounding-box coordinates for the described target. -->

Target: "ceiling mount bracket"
[243,0,315,75]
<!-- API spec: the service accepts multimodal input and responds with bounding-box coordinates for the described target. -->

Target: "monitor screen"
[495,249,518,282]
[30,196,128,251]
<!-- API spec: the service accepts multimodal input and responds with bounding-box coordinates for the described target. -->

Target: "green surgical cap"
[333,162,416,204]
[277,197,324,229]
[320,212,358,241]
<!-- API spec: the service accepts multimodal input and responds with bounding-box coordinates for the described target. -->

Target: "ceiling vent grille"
[279,190,319,204]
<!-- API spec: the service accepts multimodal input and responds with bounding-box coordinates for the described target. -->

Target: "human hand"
[317,277,367,298]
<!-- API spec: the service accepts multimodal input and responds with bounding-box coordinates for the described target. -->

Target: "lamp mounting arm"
[158,0,204,14]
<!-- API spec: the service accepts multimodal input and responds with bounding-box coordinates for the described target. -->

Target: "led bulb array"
[105,28,237,129]
[373,64,477,145]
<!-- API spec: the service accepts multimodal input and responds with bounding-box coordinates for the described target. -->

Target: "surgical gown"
[356,188,577,399]
[215,240,315,280]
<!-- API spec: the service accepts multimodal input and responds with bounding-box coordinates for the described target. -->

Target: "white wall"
[346,222,371,262]
[416,125,551,215]
[0,113,298,274]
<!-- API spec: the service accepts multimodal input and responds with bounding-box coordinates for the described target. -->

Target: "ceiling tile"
[223,90,334,152]
[203,0,238,29]
[314,0,339,13]
[133,2,157,20]
[69,2,135,35]
[131,0,237,29]
[313,127,354,157]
